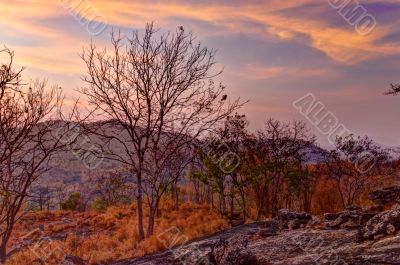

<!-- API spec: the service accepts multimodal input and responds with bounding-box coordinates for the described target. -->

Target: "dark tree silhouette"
[78,23,243,239]
[0,48,78,262]
[323,135,391,208]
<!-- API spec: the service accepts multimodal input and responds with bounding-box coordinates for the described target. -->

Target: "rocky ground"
[62,186,400,265]
[106,212,400,265]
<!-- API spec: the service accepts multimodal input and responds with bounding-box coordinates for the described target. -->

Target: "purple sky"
[1,0,400,146]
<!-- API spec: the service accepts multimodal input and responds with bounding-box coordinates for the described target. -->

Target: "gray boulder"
[110,222,400,265]
[276,209,312,229]
[325,207,377,230]
[368,186,400,207]
[212,235,259,265]
[360,205,400,240]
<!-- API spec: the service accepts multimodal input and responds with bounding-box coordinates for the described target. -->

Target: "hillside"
[32,121,328,208]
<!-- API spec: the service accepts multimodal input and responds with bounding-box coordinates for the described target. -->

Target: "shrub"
[91,197,108,212]
[61,192,82,211]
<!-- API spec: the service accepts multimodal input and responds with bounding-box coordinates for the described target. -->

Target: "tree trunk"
[0,242,7,264]
[147,206,156,237]
[256,183,268,220]
[240,190,247,222]
[230,185,234,217]
[209,187,214,207]
[147,198,160,237]
[303,191,312,213]
[137,173,145,240]
[172,181,179,210]
[193,180,200,203]
[271,193,279,218]
[174,187,179,210]
[255,196,263,220]
[271,177,280,217]
[337,178,346,209]
[264,185,271,217]
[156,203,162,218]
[219,193,226,216]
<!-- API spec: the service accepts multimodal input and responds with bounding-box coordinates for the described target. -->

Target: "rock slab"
[110,210,400,265]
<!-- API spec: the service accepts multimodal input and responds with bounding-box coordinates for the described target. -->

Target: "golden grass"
[7,201,227,265]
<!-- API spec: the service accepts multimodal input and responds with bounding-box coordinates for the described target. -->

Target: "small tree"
[254,119,316,217]
[203,113,250,222]
[213,113,251,221]
[29,185,53,211]
[325,135,391,208]
[241,136,272,219]
[61,192,82,211]
[54,183,68,210]
[191,145,229,216]
[92,169,132,208]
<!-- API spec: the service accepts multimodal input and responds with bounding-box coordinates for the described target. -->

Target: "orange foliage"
[310,177,342,215]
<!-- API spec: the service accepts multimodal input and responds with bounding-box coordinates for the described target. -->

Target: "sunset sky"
[1,0,400,146]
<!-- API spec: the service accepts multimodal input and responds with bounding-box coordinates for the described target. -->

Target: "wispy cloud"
[2,0,400,70]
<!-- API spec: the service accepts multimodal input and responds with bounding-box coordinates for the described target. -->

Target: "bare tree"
[92,168,133,207]
[324,135,391,208]
[193,118,315,219]
[79,23,242,239]
[255,119,316,217]
[29,185,53,211]
[54,182,67,210]
[0,48,77,262]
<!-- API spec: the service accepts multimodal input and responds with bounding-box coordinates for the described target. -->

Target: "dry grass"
[7,201,227,265]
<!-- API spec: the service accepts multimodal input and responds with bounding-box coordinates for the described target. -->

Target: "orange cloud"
[85,0,400,64]
[1,0,399,77]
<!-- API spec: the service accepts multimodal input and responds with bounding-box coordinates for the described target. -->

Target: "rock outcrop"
[368,186,400,207]
[276,209,312,230]
[359,205,400,240]
[110,208,400,265]
[324,206,378,230]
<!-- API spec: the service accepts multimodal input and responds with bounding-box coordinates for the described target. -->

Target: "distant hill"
[32,121,330,207]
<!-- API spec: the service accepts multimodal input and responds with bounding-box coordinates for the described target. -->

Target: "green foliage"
[191,117,318,218]
[61,192,82,211]
[190,148,227,195]
[91,197,108,212]
[287,166,313,196]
